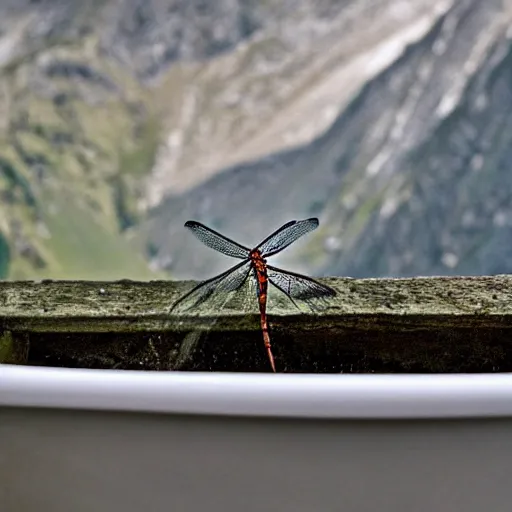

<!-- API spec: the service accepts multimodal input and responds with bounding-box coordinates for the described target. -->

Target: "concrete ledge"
[1,276,512,372]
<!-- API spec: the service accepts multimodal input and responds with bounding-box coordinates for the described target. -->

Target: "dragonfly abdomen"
[250,249,275,372]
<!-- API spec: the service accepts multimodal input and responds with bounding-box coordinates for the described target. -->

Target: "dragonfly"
[170,217,336,372]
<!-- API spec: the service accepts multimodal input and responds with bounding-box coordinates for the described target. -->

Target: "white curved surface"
[1,365,512,419]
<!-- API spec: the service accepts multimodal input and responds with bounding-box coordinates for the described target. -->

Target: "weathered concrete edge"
[0,275,511,334]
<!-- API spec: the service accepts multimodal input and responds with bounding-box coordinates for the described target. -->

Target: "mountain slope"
[1,0,438,279]
[142,0,511,281]
[1,0,510,282]
[0,1,163,279]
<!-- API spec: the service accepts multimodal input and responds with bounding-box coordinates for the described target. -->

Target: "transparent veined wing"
[185,221,250,259]
[257,218,319,258]
[170,260,252,313]
[267,264,336,301]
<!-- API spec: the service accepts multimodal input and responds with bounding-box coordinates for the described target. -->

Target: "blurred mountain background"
[0,0,510,280]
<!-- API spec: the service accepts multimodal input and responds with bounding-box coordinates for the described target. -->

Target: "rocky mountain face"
[0,0,510,281]
[143,0,512,280]
[322,0,512,279]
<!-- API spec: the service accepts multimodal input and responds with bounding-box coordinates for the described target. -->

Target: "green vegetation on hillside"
[0,32,167,280]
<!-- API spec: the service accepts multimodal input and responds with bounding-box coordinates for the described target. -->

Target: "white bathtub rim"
[1,365,512,419]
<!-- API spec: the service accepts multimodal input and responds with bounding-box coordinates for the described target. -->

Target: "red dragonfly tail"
[262,326,276,373]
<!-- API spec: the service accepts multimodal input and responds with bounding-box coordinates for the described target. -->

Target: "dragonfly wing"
[257,218,319,258]
[267,264,336,301]
[170,260,252,313]
[185,221,250,259]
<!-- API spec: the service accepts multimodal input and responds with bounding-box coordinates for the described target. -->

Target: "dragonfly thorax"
[249,249,267,271]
